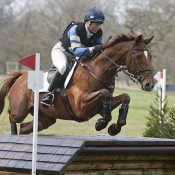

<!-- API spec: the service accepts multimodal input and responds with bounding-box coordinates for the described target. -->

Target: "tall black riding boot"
[41,70,63,108]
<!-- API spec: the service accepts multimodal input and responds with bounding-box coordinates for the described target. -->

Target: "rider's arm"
[67,25,94,57]
[95,37,103,45]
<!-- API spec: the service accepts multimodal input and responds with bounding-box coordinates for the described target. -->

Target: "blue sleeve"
[67,25,90,57]
[96,37,102,44]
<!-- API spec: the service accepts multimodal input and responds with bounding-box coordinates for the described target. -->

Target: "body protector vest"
[60,21,103,54]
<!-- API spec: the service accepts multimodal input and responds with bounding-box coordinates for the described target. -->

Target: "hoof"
[108,123,121,136]
[95,118,107,131]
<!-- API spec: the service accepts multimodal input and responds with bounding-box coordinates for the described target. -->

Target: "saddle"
[47,58,86,122]
[47,58,76,88]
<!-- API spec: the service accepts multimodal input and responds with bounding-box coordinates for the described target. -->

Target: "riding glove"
[93,45,103,53]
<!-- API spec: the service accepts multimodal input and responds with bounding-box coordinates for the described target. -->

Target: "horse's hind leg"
[9,109,17,135]
[9,108,29,135]
[11,123,17,135]
[19,110,56,134]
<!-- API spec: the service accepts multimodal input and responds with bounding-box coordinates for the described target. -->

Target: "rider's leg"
[41,43,67,108]
[41,70,63,108]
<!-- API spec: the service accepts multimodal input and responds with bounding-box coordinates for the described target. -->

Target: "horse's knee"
[122,93,130,104]
[99,89,112,101]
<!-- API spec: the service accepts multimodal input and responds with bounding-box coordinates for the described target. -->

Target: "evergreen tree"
[143,91,175,139]
[163,107,175,139]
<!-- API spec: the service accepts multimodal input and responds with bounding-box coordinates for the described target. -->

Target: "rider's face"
[89,22,101,33]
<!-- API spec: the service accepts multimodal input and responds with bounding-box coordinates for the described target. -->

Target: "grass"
[0,85,175,137]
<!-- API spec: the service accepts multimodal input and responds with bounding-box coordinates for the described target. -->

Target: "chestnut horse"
[0,34,155,135]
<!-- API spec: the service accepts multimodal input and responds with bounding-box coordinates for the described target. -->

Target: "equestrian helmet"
[84,7,106,23]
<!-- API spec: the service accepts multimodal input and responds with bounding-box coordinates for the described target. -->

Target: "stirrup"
[41,93,54,108]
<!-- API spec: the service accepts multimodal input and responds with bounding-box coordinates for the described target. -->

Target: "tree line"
[0,0,175,82]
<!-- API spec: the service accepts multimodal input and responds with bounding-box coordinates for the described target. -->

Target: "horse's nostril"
[145,83,150,88]
[145,83,153,91]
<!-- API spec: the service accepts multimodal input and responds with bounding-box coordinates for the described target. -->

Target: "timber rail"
[0,134,175,175]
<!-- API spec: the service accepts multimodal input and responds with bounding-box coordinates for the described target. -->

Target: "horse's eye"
[136,55,141,60]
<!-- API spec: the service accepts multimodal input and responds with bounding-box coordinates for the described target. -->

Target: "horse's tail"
[0,70,24,114]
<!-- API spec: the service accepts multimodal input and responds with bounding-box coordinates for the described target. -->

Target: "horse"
[0,33,155,135]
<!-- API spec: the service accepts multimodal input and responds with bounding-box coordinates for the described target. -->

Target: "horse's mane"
[82,33,137,62]
[103,33,137,49]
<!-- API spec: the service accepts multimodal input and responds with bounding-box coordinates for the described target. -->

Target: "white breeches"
[51,42,68,75]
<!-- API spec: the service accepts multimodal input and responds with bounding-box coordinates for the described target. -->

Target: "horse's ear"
[144,35,154,45]
[134,35,144,45]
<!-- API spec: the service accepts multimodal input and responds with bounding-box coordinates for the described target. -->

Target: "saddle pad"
[38,61,77,93]
[64,61,77,88]
[38,72,51,93]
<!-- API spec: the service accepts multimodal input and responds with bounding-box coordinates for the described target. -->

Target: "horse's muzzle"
[143,83,154,91]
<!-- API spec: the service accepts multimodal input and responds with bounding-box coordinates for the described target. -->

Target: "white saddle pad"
[39,62,77,93]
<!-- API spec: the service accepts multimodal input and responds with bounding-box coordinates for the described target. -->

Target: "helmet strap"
[86,21,93,33]
[86,21,91,28]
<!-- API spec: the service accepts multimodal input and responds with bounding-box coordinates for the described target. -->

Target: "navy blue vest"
[60,21,103,53]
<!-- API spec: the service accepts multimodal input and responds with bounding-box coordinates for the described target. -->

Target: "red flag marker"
[161,71,163,78]
[18,54,36,70]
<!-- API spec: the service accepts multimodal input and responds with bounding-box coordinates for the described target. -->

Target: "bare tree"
[0,0,175,83]
[105,0,175,82]
[38,0,102,69]
[0,0,16,73]
[120,0,175,73]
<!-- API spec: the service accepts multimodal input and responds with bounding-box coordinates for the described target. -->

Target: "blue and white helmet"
[84,7,106,23]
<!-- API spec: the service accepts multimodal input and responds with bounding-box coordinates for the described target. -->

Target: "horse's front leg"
[107,93,130,136]
[80,89,113,131]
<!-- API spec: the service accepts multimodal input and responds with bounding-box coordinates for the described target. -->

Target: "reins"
[72,36,113,87]
[101,50,139,84]
[72,53,115,88]
[72,40,153,88]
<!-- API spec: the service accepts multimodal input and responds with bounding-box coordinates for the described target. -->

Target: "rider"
[41,7,105,108]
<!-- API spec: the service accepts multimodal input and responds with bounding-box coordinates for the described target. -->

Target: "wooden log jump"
[0,134,175,175]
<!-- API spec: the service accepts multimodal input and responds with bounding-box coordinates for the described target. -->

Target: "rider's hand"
[93,45,103,53]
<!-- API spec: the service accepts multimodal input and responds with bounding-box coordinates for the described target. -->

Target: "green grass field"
[0,86,175,137]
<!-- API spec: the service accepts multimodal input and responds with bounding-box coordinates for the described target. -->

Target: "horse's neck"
[93,41,131,73]
[109,41,131,65]
[91,41,131,79]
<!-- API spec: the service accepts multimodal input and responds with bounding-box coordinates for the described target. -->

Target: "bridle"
[73,40,153,88]
[127,40,153,84]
